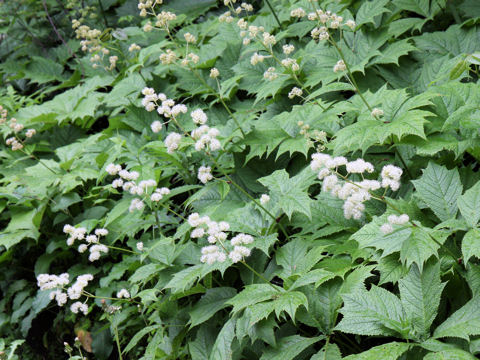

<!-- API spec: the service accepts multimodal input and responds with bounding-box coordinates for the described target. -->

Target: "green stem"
[106,245,138,255]
[264,0,282,28]
[113,322,124,360]
[241,260,280,291]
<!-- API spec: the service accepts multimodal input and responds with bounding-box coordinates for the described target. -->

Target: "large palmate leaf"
[331,87,434,154]
[258,169,314,219]
[412,162,463,221]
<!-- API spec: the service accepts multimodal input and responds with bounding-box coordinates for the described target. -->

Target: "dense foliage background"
[2,0,480,359]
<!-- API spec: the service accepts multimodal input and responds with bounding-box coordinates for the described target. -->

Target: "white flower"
[260,194,270,204]
[191,109,207,124]
[230,233,254,246]
[288,87,303,99]
[263,67,278,81]
[333,59,346,73]
[250,52,265,65]
[129,43,141,52]
[63,224,75,234]
[116,289,130,298]
[380,223,393,235]
[86,235,98,244]
[70,302,88,315]
[191,227,205,238]
[188,213,202,227]
[210,68,220,78]
[165,132,182,153]
[345,19,356,30]
[198,166,213,184]
[129,198,145,213]
[106,163,122,176]
[151,121,163,133]
[25,129,36,138]
[112,178,124,188]
[184,32,196,43]
[283,44,295,55]
[381,164,403,191]
[290,7,306,18]
[371,108,384,118]
[136,242,144,251]
[388,214,410,225]
[346,159,374,174]
[262,32,276,47]
[78,244,88,253]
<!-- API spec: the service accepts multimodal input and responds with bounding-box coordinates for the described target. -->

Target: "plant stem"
[241,260,281,291]
[264,0,282,28]
[113,322,124,360]
[106,245,138,255]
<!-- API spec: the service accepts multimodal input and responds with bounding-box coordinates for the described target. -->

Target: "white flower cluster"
[219,11,234,23]
[371,107,384,118]
[37,273,93,315]
[188,213,254,264]
[260,194,270,204]
[159,49,178,65]
[184,32,196,43]
[116,288,130,298]
[129,43,141,52]
[1,108,36,151]
[63,225,109,261]
[290,7,306,18]
[210,68,220,78]
[155,10,177,28]
[190,110,221,152]
[381,165,403,191]
[105,162,171,211]
[308,9,355,29]
[137,0,162,17]
[333,59,346,73]
[198,166,213,184]
[380,214,410,235]
[311,153,403,220]
[281,57,300,72]
[283,44,295,55]
[288,87,303,99]
[264,67,278,81]
[250,52,265,65]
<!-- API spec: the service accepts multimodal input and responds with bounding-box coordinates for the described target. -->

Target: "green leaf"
[209,318,236,360]
[311,342,342,360]
[189,287,236,328]
[123,325,162,354]
[258,169,313,219]
[260,335,322,360]
[290,269,336,290]
[335,285,408,337]
[356,0,390,27]
[343,342,411,360]
[412,162,462,221]
[434,296,480,340]
[399,262,446,336]
[462,229,480,263]
[423,349,477,360]
[458,181,480,227]
[227,284,281,314]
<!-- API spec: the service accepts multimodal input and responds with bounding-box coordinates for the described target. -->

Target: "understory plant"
[2,0,480,359]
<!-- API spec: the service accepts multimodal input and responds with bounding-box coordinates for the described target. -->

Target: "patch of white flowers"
[63,225,109,261]
[380,214,410,235]
[197,166,213,184]
[187,213,254,265]
[37,273,93,314]
[310,153,403,220]
[106,163,171,213]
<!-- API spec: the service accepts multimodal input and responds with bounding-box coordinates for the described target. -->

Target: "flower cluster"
[73,23,116,70]
[380,214,410,235]
[288,87,303,99]
[63,225,109,261]
[138,0,162,17]
[105,162,171,211]
[311,153,403,220]
[37,273,93,315]
[188,213,254,264]
[1,107,36,151]
[197,166,213,184]
[263,67,278,81]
